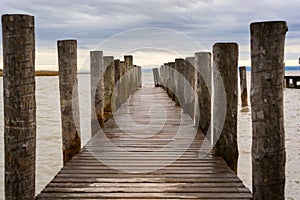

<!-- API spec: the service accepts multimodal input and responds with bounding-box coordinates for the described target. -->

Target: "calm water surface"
[0,72,299,199]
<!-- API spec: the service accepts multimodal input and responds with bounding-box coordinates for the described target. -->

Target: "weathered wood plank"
[36,87,251,199]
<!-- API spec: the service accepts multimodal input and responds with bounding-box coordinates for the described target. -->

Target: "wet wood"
[37,87,251,199]
[251,21,287,200]
[2,14,36,200]
[57,40,81,165]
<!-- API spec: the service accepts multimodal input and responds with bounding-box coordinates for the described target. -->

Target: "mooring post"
[114,59,121,110]
[2,14,36,200]
[166,63,173,98]
[90,51,104,135]
[137,66,142,88]
[175,58,185,107]
[114,59,121,85]
[195,52,212,135]
[103,56,115,122]
[57,40,81,165]
[213,43,239,173]
[119,61,127,103]
[124,55,133,95]
[185,57,196,120]
[159,65,163,88]
[152,68,159,87]
[250,21,287,200]
[168,62,176,101]
[239,66,249,110]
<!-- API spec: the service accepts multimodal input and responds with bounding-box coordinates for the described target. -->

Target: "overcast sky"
[1,0,299,70]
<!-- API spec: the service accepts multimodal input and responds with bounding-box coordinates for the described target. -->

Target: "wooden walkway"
[36,87,252,199]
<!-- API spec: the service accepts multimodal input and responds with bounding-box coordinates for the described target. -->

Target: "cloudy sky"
[0,0,299,71]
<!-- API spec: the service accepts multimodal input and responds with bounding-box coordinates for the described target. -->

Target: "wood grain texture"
[36,87,251,199]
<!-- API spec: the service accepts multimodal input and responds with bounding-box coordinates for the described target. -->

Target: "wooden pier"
[36,87,251,199]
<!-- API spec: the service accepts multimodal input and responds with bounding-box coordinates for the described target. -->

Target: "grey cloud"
[0,0,299,64]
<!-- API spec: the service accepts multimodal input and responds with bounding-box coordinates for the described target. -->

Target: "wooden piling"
[124,55,134,95]
[250,21,288,200]
[184,57,196,119]
[2,14,36,200]
[103,56,115,121]
[239,66,249,110]
[152,68,160,87]
[137,66,142,88]
[57,40,81,165]
[160,65,164,88]
[213,43,239,173]
[90,51,104,135]
[168,62,176,101]
[119,61,127,103]
[165,63,173,98]
[114,59,121,109]
[175,58,185,107]
[195,52,212,135]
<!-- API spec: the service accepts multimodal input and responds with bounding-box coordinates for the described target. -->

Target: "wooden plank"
[36,87,251,199]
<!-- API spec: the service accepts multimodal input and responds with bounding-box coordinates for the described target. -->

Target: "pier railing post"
[58,40,81,165]
[152,68,159,87]
[124,55,133,95]
[239,66,249,109]
[213,43,239,173]
[2,14,36,200]
[114,59,121,109]
[250,21,288,200]
[90,51,104,135]
[175,58,185,107]
[195,52,212,135]
[137,66,142,88]
[103,56,115,121]
[169,62,176,101]
[185,57,196,119]
[119,61,127,103]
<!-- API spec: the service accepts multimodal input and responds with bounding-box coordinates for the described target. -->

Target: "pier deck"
[36,87,252,199]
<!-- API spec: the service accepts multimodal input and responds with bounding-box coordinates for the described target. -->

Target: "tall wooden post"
[175,58,185,107]
[160,65,164,88]
[213,43,239,173]
[169,62,176,101]
[195,52,212,135]
[114,59,121,109]
[119,61,127,103]
[90,51,104,135]
[185,57,196,120]
[103,56,115,121]
[58,40,81,165]
[137,66,142,88]
[152,68,159,87]
[251,21,287,200]
[124,55,133,95]
[2,14,36,200]
[166,63,173,98]
[239,66,249,109]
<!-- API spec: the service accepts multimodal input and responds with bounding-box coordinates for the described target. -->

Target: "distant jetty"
[0,69,58,76]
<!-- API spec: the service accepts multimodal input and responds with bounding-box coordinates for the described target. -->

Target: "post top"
[213,42,238,47]
[2,14,34,19]
[250,21,288,32]
[194,52,211,56]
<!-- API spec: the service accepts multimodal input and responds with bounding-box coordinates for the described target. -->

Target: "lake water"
[0,71,299,199]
